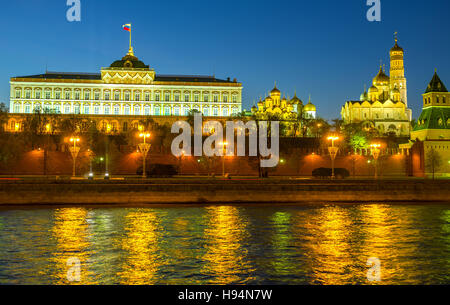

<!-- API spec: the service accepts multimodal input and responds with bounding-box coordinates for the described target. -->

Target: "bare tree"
[426,147,442,180]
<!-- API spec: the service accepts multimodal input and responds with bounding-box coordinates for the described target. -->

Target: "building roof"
[12,72,237,84]
[414,107,450,131]
[425,71,448,93]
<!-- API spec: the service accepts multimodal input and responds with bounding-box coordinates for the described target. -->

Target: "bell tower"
[390,32,408,106]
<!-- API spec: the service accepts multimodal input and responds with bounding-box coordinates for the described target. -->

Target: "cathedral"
[251,84,316,120]
[341,35,412,136]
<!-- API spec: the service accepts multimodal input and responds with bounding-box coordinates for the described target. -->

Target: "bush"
[312,167,349,179]
[136,164,178,177]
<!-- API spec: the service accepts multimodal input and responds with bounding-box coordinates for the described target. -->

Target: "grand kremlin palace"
[7,47,242,132]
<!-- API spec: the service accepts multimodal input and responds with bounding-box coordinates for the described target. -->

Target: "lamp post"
[88,149,94,180]
[139,133,151,178]
[69,137,81,177]
[370,143,381,179]
[327,136,339,179]
[219,141,228,177]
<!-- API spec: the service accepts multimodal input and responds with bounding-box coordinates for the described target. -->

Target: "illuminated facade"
[341,36,412,136]
[251,84,316,120]
[400,71,450,177]
[9,47,242,120]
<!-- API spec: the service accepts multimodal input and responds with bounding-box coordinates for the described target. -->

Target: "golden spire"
[394,31,398,43]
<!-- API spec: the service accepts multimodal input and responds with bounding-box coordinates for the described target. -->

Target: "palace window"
[54,105,61,113]
[25,104,31,113]
[165,93,170,102]
[164,106,170,116]
[114,92,120,101]
[74,104,80,114]
[213,95,218,103]
[213,108,218,116]
[35,91,41,99]
[437,97,440,103]
[443,97,446,104]
[84,105,90,114]
[55,92,61,99]
[232,108,238,115]
[145,92,150,101]
[64,105,71,114]
[14,104,20,113]
[65,92,70,100]
[94,105,100,115]
[135,93,140,101]
[203,108,209,116]
[204,95,209,103]
[114,105,120,115]
[194,94,199,102]
[144,106,150,116]
[84,92,90,100]
[155,93,160,102]
[223,95,228,103]
[175,94,180,102]
[125,92,130,101]
[104,105,110,115]
[232,95,237,103]
[105,92,110,100]
[94,92,100,100]
[184,107,190,116]
[184,94,190,102]
[124,106,130,115]
[25,90,31,99]
[174,107,180,116]
[223,109,228,117]
[15,89,21,98]
[45,91,51,99]
[154,106,160,116]
[134,106,140,115]
[74,91,80,100]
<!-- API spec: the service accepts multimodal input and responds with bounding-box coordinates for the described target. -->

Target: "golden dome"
[373,67,390,85]
[368,85,379,93]
[270,83,281,96]
[304,96,316,112]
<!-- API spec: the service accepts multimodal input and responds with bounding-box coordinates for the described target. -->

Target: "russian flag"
[123,24,131,32]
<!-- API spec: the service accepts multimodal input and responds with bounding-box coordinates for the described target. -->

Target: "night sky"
[1,0,449,120]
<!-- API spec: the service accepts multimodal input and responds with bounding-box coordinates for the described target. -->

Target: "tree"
[349,134,369,152]
[426,147,442,180]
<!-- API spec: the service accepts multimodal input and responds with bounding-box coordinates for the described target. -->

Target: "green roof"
[414,106,450,131]
[425,72,448,93]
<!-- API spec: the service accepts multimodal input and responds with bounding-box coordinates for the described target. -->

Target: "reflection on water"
[1,204,450,285]
[50,208,92,285]
[118,210,161,285]
[202,206,254,284]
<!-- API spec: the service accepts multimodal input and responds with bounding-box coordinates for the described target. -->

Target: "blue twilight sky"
[1,0,449,120]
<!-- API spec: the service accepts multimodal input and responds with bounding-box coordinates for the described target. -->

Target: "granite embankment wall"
[0,180,448,205]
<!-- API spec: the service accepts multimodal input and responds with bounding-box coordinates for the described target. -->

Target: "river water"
[0,204,449,285]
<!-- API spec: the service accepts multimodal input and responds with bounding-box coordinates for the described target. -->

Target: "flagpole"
[129,24,132,50]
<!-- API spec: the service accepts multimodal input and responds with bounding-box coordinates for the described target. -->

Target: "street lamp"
[88,149,94,180]
[219,141,229,177]
[69,137,81,177]
[370,143,381,179]
[327,136,340,179]
[139,133,151,178]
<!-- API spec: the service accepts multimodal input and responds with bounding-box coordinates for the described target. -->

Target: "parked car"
[136,164,178,177]
[312,167,350,179]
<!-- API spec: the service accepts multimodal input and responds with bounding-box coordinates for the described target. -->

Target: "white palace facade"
[9,47,242,120]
